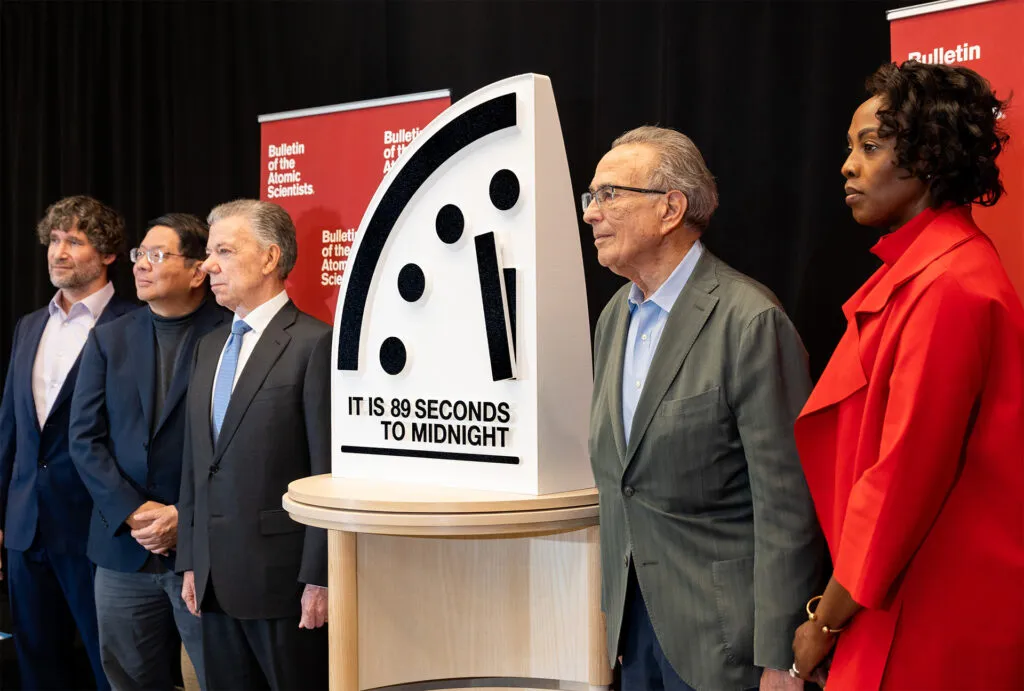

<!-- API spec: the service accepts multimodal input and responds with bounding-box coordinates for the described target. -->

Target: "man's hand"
[130,504,178,555]
[181,570,200,617]
[126,500,165,530]
[299,584,328,629]
[761,667,805,691]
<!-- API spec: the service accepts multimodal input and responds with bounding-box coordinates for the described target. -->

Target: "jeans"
[94,565,206,691]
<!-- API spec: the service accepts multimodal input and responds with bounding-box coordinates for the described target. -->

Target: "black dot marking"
[489,169,520,211]
[436,204,464,244]
[379,337,407,375]
[397,264,425,302]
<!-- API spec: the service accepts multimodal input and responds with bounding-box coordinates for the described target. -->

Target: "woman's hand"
[792,619,835,683]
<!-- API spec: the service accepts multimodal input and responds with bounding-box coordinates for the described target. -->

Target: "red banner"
[259,91,451,324]
[890,0,1024,298]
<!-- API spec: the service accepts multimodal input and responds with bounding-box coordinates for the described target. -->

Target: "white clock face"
[331,74,594,495]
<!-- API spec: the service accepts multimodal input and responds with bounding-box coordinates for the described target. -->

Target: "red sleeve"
[834,274,987,608]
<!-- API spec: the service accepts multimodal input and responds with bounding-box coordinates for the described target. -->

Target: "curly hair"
[866,61,1010,207]
[36,195,126,255]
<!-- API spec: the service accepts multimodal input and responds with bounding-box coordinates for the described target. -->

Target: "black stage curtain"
[2,0,900,385]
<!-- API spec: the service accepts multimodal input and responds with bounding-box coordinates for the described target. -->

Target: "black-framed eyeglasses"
[581,184,668,213]
[129,248,190,264]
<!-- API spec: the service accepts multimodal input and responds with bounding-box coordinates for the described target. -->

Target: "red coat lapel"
[799,207,981,420]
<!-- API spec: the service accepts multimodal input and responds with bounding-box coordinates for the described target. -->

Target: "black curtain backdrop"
[2,0,902,387]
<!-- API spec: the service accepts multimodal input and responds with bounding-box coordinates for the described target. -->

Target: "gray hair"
[612,126,719,232]
[207,199,298,279]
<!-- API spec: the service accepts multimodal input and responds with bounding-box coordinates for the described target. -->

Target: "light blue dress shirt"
[622,240,703,443]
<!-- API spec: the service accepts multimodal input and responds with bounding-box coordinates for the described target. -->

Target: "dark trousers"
[6,546,109,690]
[200,582,327,691]
[619,564,697,691]
[95,566,206,691]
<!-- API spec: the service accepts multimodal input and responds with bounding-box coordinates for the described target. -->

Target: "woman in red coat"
[790,61,1024,690]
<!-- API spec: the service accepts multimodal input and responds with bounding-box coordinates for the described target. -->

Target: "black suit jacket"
[176,300,331,620]
[70,297,230,571]
[0,295,138,553]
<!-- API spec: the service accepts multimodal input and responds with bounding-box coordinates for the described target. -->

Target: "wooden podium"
[284,475,611,691]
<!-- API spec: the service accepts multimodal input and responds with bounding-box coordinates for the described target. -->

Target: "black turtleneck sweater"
[150,303,202,435]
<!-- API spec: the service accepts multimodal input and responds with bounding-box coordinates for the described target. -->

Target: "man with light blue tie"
[175,199,330,690]
[584,127,825,691]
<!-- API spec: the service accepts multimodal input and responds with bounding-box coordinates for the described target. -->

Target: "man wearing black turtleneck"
[71,213,229,691]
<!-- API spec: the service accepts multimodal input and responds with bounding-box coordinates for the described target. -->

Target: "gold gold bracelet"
[806,595,847,634]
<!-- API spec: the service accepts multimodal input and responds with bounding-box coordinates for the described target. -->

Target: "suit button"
[623,554,630,567]
[623,486,635,497]
[142,441,149,450]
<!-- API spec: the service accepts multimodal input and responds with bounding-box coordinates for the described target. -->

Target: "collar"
[871,204,953,266]
[848,204,979,318]
[627,240,704,314]
[233,290,289,334]
[48,281,115,320]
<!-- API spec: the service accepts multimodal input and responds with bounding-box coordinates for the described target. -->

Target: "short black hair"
[867,61,1010,207]
[146,212,209,262]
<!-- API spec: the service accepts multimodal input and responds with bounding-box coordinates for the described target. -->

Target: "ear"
[101,253,117,267]
[262,244,282,277]
[189,262,208,289]
[659,190,688,236]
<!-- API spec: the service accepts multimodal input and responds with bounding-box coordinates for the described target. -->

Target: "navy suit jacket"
[0,294,138,554]
[70,297,229,571]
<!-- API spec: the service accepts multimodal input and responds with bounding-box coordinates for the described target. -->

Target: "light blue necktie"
[211,320,251,442]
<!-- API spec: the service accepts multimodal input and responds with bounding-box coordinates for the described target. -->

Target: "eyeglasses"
[581,184,667,213]
[129,248,190,264]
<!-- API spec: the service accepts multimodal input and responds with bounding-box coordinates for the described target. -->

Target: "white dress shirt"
[32,282,116,427]
[210,290,290,417]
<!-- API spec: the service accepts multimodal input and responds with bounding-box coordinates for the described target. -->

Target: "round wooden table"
[284,475,610,691]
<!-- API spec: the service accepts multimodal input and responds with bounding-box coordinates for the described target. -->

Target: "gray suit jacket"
[590,250,824,690]
[176,300,331,620]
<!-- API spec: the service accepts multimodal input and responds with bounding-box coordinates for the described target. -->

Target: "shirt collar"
[871,204,952,266]
[627,240,704,313]
[233,290,289,334]
[48,281,115,320]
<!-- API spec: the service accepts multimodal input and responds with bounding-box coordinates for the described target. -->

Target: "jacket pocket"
[658,386,720,417]
[259,509,303,535]
[712,555,755,667]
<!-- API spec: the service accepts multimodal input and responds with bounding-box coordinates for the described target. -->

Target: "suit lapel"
[624,253,719,468]
[153,300,229,436]
[211,303,296,463]
[194,324,229,462]
[132,310,156,434]
[603,295,631,464]
[18,310,50,435]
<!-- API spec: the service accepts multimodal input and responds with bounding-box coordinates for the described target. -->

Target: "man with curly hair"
[0,195,137,690]
[791,62,1024,690]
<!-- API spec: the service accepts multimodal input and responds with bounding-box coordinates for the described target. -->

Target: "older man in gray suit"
[584,127,824,691]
